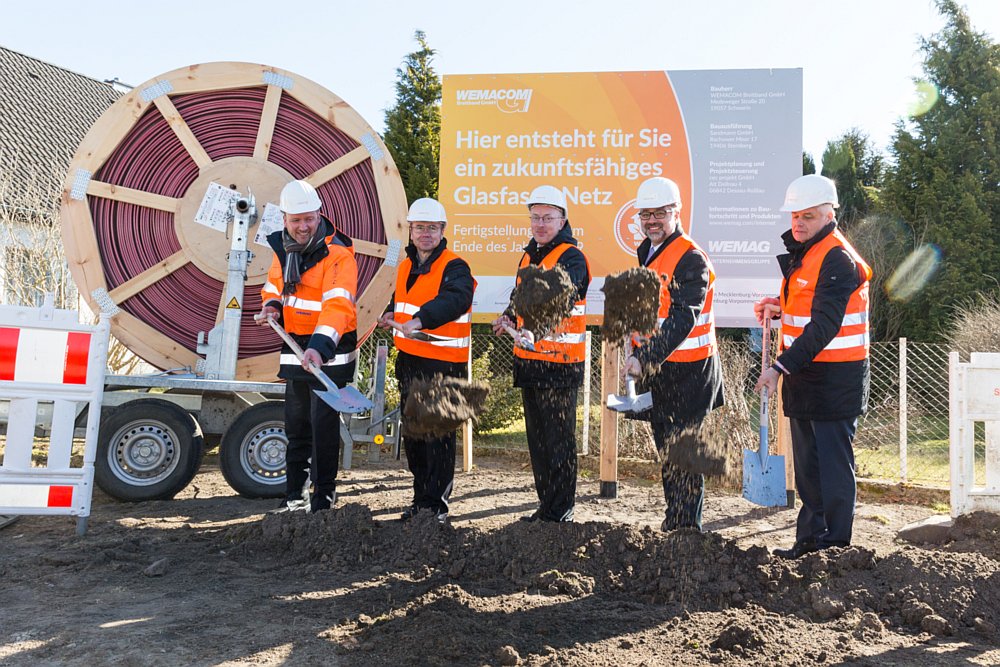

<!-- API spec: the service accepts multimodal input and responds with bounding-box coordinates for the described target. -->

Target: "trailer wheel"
[219,402,286,498]
[96,399,204,501]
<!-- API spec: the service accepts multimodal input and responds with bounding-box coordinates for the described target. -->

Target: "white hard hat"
[406,197,447,223]
[527,185,567,215]
[635,177,682,210]
[780,174,839,212]
[279,180,322,214]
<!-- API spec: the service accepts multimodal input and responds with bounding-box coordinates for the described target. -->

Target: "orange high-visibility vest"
[392,249,476,363]
[513,244,589,364]
[261,234,358,370]
[780,228,872,362]
[637,234,717,362]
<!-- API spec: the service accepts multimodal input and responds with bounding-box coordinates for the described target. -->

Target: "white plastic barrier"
[0,297,110,535]
[949,352,1000,517]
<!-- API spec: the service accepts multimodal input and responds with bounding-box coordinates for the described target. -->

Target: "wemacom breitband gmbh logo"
[613,199,645,255]
[455,88,533,113]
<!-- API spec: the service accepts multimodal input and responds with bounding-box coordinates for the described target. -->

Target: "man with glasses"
[492,185,591,523]
[258,180,358,513]
[379,198,476,523]
[622,176,724,531]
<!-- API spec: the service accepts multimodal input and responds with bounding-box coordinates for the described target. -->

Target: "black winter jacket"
[774,222,870,421]
[631,230,725,426]
[503,223,591,389]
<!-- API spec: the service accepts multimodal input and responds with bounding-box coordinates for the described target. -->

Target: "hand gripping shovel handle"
[758,317,771,466]
[257,314,340,395]
[385,319,440,342]
[272,320,334,392]
[501,322,536,352]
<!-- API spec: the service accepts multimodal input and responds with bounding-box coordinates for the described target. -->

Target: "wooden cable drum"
[60,62,407,381]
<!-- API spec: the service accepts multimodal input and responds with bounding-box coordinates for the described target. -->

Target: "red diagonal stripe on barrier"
[0,327,19,380]
[47,486,73,508]
[63,332,91,385]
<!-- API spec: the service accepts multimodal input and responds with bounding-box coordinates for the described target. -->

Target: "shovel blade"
[606,390,652,413]
[742,448,787,507]
[313,385,373,415]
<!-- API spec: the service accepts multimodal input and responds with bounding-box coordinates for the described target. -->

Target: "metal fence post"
[581,331,591,456]
[899,337,908,483]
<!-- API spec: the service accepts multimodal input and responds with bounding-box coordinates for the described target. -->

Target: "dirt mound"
[946,510,1000,561]
[601,266,661,342]
[223,505,1000,641]
[511,264,576,339]
[403,374,490,438]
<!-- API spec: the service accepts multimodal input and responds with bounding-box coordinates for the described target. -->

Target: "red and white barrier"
[0,297,110,535]
[949,352,1000,517]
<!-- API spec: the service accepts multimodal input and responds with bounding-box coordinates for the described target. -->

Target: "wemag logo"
[455,88,533,113]
[613,199,645,255]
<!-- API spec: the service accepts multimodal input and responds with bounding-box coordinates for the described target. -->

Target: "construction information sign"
[439,69,802,327]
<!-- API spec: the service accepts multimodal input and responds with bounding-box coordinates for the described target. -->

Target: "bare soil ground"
[1,457,999,666]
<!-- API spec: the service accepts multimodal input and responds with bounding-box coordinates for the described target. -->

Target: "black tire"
[95,399,205,502]
[219,401,287,498]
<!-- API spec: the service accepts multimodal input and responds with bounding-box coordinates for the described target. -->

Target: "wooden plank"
[86,180,180,213]
[599,341,620,498]
[355,264,395,338]
[352,239,388,259]
[253,84,283,160]
[112,311,201,373]
[304,146,369,188]
[775,379,796,507]
[462,353,473,473]
[108,251,191,304]
[156,62,275,96]
[153,96,212,169]
[59,195,108,298]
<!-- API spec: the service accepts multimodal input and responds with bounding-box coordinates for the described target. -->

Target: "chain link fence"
[359,329,955,487]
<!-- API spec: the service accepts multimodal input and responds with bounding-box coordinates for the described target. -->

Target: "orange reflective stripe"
[513,244,589,364]
[394,248,475,363]
[780,228,872,362]
[641,234,717,362]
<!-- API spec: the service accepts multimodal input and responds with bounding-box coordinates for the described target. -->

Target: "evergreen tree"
[802,151,816,175]
[880,0,1000,340]
[383,31,442,202]
[822,129,883,231]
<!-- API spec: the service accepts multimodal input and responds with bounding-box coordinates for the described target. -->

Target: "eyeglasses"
[410,223,443,234]
[638,208,676,221]
[529,215,564,224]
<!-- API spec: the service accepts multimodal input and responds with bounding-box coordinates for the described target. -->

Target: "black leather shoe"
[519,511,541,523]
[773,539,819,559]
[399,505,419,521]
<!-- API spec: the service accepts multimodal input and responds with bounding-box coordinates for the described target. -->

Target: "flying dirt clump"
[403,374,490,438]
[510,264,577,339]
[600,266,661,342]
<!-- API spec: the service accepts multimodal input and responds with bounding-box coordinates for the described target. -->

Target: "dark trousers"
[522,386,577,521]
[403,432,456,514]
[399,371,458,515]
[651,420,705,530]
[789,417,858,547]
[285,379,341,510]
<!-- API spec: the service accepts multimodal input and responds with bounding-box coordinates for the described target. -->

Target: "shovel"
[606,375,653,413]
[385,318,447,342]
[260,315,373,414]
[742,315,787,506]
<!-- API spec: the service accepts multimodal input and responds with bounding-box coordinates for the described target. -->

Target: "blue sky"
[3,0,998,167]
